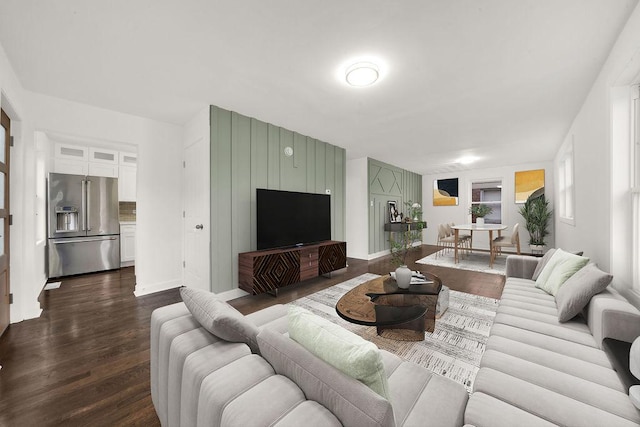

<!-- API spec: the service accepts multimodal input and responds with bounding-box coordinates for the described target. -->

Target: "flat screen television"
[257,189,331,250]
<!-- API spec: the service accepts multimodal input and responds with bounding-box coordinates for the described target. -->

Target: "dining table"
[450,223,508,268]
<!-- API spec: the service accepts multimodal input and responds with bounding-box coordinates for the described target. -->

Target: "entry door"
[183,136,210,291]
[0,110,11,336]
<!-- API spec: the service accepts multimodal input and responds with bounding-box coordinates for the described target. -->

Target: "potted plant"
[469,204,493,225]
[389,202,425,288]
[518,195,552,251]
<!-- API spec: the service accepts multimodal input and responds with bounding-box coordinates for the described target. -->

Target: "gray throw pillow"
[531,248,556,281]
[180,287,260,352]
[555,263,613,322]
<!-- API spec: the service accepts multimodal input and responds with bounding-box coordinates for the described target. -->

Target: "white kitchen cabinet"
[53,143,89,174]
[89,147,118,164]
[119,152,137,166]
[118,165,137,201]
[54,143,88,161]
[89,162,118,178]
[53,158,89,175]
[88,147,118,177]
[120,224,136,266]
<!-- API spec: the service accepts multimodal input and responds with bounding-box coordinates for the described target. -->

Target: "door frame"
[1,108,11,336]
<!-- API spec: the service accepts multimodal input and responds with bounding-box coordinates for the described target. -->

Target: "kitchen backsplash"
[119,202,136,222]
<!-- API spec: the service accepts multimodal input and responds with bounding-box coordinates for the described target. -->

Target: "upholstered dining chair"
[437,223,469,258]
[436,224,457,257]
[450,222,471,253]
[490,223,521,265]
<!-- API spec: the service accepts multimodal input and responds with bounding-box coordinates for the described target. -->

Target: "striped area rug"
[289,273,499,392]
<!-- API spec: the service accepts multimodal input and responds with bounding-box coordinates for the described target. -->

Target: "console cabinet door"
[251,251,300,294]
[319,242,347,275]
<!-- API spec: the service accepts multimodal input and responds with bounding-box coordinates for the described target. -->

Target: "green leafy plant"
[389,222,425,267]
[469,204,492,218]
[518,195,553,246]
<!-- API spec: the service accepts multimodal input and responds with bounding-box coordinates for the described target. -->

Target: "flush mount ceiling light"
[457,156,479,165]
[345,62,379,87]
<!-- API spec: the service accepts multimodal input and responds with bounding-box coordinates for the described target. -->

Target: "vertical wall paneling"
[250,118,268,249]
[267,124,280,189]
[210,106,346,293]
[305,137,316,192]
[334,148,346,239]
[210,107,233,293]
[367,158,422,256]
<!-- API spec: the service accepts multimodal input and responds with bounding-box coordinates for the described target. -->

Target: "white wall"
[554,3,640,290]
[24,91,184,297]
[346,157,368,260]
[423,161,555,251]
[0,41,45,323]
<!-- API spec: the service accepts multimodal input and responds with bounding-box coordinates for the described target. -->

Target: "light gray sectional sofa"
[464,255,640,427]
[151,298,468,427]
[151,253,640,426]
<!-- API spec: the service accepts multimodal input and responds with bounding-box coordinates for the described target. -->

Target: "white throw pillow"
[535,248,589,296]
[288,305,390,400]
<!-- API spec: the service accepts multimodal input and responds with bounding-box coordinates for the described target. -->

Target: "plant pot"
[395,265,412,289]
[476,217,485,226]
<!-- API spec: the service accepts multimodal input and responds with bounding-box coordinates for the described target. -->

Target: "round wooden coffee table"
[335,273,442,341]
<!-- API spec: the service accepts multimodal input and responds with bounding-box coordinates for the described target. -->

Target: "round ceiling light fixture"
[345,62,380,87]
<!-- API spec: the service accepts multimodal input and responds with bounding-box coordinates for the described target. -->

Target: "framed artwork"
[515,169,545,203]
[433,178,459,206]
[388,201,401,223]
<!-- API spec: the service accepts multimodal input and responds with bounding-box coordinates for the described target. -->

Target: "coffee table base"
[376,314,426,341]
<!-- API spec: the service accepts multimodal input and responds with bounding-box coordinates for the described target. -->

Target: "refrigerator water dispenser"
[55,207,79,232]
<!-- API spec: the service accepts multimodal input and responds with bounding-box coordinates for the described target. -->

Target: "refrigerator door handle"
[81,179,87,231]
[51,237,118,244]
[86,179,92,231]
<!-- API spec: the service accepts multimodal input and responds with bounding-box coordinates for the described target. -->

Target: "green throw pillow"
[535,248,589,296]
[287,305,391,400]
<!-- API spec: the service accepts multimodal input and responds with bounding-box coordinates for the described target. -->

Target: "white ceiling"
[0,0,637,175]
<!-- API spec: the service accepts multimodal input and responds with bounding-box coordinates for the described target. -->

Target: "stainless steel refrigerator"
[47,172,120,278]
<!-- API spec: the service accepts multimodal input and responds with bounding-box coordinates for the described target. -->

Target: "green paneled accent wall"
[368,158,422,255]
[210,106,346,293]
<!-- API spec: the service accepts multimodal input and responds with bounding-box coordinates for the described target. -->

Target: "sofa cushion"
[387,360,468,427]
[472,367,640,426]
[257,328,395,427]
[555,263,613,322]
[287,305,390,400]
[535,249,589,295]
[180,287,260,353]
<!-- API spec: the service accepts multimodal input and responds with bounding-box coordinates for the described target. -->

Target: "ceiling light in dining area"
[345,62,380,87]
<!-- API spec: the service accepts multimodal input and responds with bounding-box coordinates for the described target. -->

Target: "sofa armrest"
[588,291,640,348]
[505,255,539,280]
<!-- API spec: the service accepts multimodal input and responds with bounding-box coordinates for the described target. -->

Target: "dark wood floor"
[0,245,503,425]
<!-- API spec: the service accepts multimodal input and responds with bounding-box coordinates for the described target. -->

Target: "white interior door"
[183,136,210,291]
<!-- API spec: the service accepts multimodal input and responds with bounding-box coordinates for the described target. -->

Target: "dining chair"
[436,224,457,257]
[450,222,471,254]
[490,223,521,265]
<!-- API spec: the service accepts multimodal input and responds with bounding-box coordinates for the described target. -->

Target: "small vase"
[476,217,485,226]
[395,265,412,289]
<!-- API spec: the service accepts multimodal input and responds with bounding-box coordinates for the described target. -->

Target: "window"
[471,180,502,224]
[558,139,575,224]
[632,87,640,294]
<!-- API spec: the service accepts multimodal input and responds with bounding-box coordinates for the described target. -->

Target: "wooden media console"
[238,241,347,295]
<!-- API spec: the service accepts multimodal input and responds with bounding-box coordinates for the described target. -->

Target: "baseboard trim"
[134,279,181,297]
[216,288,250,301]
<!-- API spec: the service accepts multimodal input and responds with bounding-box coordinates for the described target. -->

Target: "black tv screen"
[257,189,331,250]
